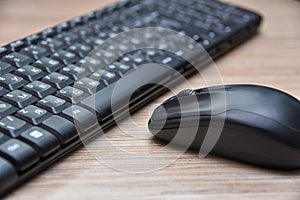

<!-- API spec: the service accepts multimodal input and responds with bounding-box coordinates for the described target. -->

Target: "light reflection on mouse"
[148,85,300,169]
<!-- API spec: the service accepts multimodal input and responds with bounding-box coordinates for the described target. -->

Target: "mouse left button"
[0,157,18,194]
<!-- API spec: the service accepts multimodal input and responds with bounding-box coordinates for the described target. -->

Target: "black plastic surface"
[149,85,300,169]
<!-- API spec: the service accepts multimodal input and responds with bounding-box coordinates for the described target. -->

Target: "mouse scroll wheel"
[177,89,196,97]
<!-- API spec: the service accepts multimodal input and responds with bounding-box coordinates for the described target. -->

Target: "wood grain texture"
[1,0,300,199]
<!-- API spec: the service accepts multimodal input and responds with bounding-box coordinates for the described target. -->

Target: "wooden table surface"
[1,0,300,199]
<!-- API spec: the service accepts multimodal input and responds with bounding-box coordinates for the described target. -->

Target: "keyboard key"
[2,52,34,68]
[72,27,94,38]
[0,61,15,75]
[0,73,28,90]
[0,46,8,57]
[84,37,105,47]
[37,95,71,114]
[90,69,120,85]
[78,57,104,72]
[9,40,25,51]
[0,132,10,145]
[152,54,185,71]
[16,105,52,125]
[69,17,84,27]
[75,77,106,94]
[56,22,70,33]
[158,17,183,30]
[61,105,98,133]
[3,90,38,108]
[0,116,31,137]
[68,43,92,58]
[0,157,18,192]
[20,45,49,60]
[56,86,87,104]
[51,50,79,65]
[82,12,96,21]
[39,38,64,53]
[0,101,18,119]
[34,57,64,73]
[0,139,39,171]
[107,62,133,76]
[42,115,77,144]
[179,25,205,42]
[119,55,138,67]
[126,54,149,65]
[23,81,56,99]
[0,86,9,97]
[141,49,162,59]
[56,32,80,45]
[60,64,88,81]
[25,34,41,45]
[15,65,46,81]
[43,72,73,89]
[20,127,60,157]
[91,49,118,64]
[41,28,56,38]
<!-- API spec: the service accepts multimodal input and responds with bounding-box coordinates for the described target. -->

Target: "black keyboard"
[0,0,262,196]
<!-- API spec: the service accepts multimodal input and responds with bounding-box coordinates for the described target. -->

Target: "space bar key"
[80,64,175,122]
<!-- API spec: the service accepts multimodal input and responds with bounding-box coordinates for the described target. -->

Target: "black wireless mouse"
[148,85,300,169]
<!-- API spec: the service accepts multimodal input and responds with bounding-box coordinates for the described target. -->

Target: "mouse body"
[148,85,300,169]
